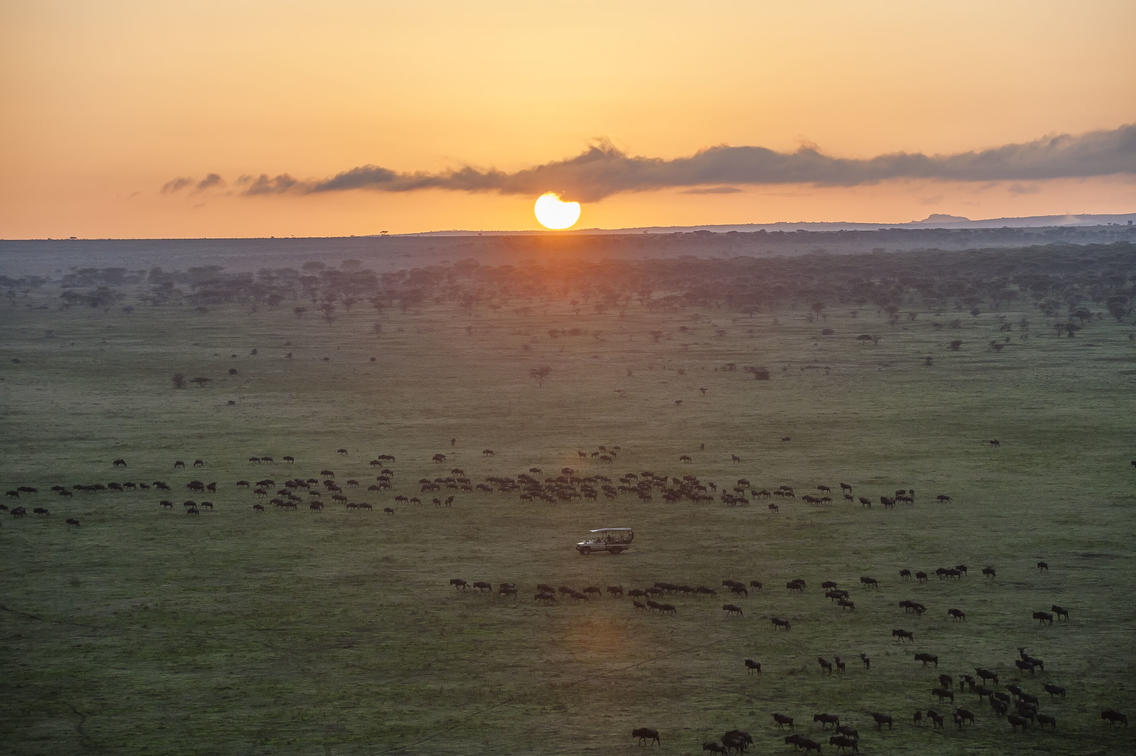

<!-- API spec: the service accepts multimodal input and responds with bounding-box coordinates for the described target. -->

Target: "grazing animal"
[1051,604,1069,620]
[772,713,794,729]
[913,710,923,726]
[1033,611,1054,624]
[975,667,999,685]
[1044,683,1066,699]
[829,734,859,753]
[383,507,394,514]
[744,659,761,674]
[948,608,967,621]
[1036,713,1055,728]
[813,713,839,728]
[954,709,975,728]
[859,576,879,588]
[926,710,944,729]
[834,656,845,673]
[1037,561,1049,571]
[723,604,743,617]
[859,653,870,670]
[1100,709,1127,726]
[449,578,468,590]
[702,743,727,755]
[722,730,752,753]
[112,458,127,467]
[1008,714,1028,731]
[915,653,939,667]
[817,657,833,674]
[786,735,821,753]
[871,712,893,730]
[932,687,954,703]
[66,518,80,527]
[892,628,914,642]
[899,568,912,579]
[771,617,791,630]
[632,727,660,746]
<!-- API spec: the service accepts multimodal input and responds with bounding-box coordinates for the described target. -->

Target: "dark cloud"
[161,176,193,194]
[195,173,224,192]
[682,186,744,194]
[242,173,301,195]
[162,124,1136,201]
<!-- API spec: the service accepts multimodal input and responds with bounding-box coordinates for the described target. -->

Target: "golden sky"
[2,0,1134,238]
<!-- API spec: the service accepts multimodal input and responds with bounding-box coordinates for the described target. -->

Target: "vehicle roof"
[589,527,632,533]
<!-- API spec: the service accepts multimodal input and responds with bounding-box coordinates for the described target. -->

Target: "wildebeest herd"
[3,445,1131,753]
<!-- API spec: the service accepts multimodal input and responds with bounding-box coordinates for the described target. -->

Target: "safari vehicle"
[576,527,633,555]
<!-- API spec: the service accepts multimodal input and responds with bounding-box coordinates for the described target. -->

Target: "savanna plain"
[1,235,1135,755]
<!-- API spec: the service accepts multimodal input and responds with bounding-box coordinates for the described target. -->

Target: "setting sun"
[534,192,581,230]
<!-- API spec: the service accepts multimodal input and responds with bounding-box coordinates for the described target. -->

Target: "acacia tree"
[530,365,551,387]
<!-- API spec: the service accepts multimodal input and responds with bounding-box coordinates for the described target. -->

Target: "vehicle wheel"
[579,547,590,555]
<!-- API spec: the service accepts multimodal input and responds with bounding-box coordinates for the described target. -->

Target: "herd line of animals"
[4,446,1131,752]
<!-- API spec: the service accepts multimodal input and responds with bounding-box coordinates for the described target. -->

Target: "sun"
[534,192,581,230]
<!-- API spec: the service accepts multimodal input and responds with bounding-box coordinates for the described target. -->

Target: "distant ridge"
[408,212,1136,236]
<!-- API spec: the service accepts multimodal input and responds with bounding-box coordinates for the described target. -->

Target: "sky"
[2,0,1135,238]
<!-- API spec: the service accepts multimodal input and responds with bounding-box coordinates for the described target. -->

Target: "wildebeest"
[721,730,752,753]
[1100,709,1127,726]
[817,657,833,674]
[112,458,127,467]
[744,659,761,674]
[66,518,80,527]
[1036,713,1056,728]
[1037,561,1049,571]
[771,617,791,630]
[975,667,999,685]
[813,713,839,728]
[926,710,944,728]
[631,727,660,745]
[829,735,858,753]
[954,708,974,728]
[892,628,914,642]
[1051,604,1069,620]
[772,713,794,728]
[948,608,967,621]
[785,735,821,753]
[723,604,743,617]
[982,566,996,578]
[859,576,879,589]
[449,578,468,590]
[1032,610,1054,624]
[1008,714,1028,731]
[932,687,954,703]
[915,653,939,667]
[871,712,892,730]
[1044,683,1066,699]
[702,743,727,755]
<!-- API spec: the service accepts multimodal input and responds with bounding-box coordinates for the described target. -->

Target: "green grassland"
[1,243,1135,755]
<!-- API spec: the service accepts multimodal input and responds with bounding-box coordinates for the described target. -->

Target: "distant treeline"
[5,242,1135,325]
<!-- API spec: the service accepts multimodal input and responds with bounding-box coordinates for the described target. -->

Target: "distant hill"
[410,212,1136,236]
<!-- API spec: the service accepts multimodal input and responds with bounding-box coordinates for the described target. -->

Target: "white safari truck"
[575,527,634,555]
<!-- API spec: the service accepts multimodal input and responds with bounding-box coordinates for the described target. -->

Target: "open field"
[2,239,1135,755]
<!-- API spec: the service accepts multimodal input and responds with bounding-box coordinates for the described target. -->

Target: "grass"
[1,255,1135,755]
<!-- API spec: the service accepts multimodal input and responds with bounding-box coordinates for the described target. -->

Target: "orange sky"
[2,0,1134,238]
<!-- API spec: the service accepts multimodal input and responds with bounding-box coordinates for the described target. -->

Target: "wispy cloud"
[161,176,193,194]
[161,124,1136,201]
[195,173,224,192]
